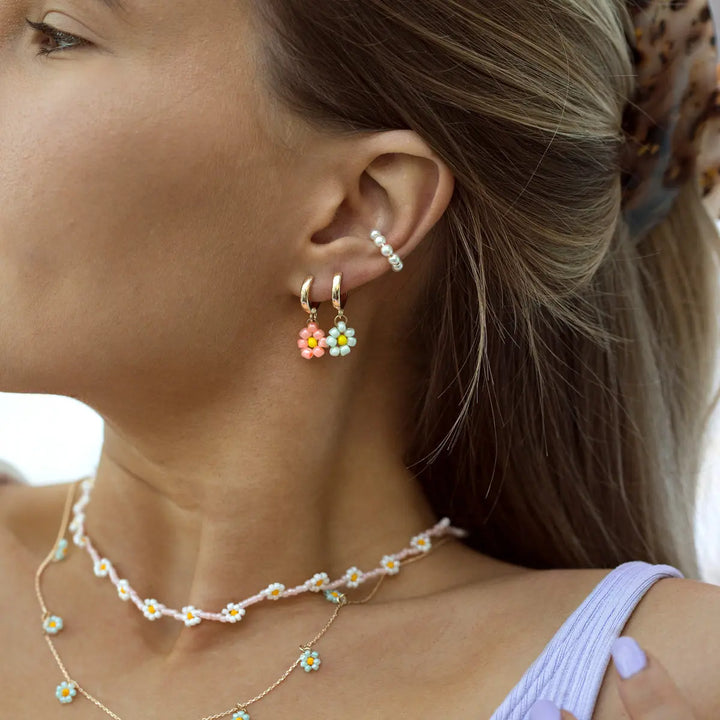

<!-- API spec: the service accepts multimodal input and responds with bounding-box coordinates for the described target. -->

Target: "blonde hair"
[252,0,720,578]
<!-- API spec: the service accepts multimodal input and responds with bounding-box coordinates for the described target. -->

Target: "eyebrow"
[95,0,129,12]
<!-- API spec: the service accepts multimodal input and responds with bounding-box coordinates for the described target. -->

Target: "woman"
[1,0,719,718]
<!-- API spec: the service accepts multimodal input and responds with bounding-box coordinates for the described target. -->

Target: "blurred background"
[2,2,720,584]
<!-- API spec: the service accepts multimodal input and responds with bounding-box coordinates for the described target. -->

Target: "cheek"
[0,59,285,393]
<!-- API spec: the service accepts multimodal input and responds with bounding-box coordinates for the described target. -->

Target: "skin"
[0,0,523,714]
[1,0,464,640]
[2,1,720,718]
[563,646,699,719]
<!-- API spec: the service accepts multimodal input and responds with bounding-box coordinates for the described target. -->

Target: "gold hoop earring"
[296,275,329,360]
[325,272,357,357]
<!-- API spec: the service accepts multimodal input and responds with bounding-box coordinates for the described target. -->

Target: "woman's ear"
[289,128,455,302]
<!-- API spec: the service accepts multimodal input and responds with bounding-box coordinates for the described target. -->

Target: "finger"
[612,635,697,718]
[527,698,578,719]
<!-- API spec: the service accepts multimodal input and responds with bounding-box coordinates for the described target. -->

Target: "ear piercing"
[296,229,402,359]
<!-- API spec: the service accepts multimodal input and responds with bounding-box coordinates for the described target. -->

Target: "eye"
[25,18,91,56]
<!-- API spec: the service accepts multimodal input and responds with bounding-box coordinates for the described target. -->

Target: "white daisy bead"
[326,322,357,357]
[72,532,87,547]
[117,579,131,601]
[381,555,401,575]
[68,513,84,533]
[181,605,202,627]
[410,534,432,552]
[93,557,111,577]
[307,572,330,592]
[222,603,246,623]
[344,566,363,588]
[142,598,164,621]
[263,582,285,600]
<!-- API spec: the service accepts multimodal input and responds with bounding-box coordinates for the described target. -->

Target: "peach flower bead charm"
[297,322,329,359]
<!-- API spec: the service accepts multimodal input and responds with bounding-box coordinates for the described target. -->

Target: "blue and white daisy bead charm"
[326,272,357,357]
[232,708,250,720]
[43,614,64,635]
[53,537,68,562]
[299,646,322,672]
[55,680,78,704]
[324,589,346,604]
[326,321,357,357]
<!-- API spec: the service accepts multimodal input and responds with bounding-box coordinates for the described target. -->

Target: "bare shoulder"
[592,573,720,720]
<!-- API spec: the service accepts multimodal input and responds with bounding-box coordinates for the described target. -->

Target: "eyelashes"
[25,18,91,56]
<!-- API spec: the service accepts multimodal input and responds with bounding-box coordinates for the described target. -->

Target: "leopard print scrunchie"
[620,0,720,239]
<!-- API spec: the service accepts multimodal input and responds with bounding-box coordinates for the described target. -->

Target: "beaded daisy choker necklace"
[37,475,469,718]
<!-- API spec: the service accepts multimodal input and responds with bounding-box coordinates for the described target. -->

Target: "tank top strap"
[489,560,684,720]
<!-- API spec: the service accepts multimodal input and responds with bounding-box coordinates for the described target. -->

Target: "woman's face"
[0,0,324,407]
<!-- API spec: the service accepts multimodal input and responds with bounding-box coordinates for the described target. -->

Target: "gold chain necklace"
[35,478,456,718]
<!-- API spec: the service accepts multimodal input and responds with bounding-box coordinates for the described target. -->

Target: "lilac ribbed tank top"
[489,560,684,720]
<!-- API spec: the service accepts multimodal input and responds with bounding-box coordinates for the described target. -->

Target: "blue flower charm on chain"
[43,614,64,635]
[232,710,250,720]
[324,589,345,604]
[299,647,322,672]
[56,680,77,704]
[53,537,68,562]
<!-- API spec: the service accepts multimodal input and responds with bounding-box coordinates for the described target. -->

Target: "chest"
[0,554,535,720]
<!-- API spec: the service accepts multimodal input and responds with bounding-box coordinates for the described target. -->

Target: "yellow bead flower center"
[272,589,280,596]
[351,573,358,581]
[307,337,317,348]
[230,609,238,615]
[387,561,395,568]
[307,658,314,665]
[148,605,155,613]
[49,621,56,627]
[62,689,69,696]
[338,335,347,346]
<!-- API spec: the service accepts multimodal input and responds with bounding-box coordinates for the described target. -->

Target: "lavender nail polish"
[528,698,561,720]
[611,635,647,679]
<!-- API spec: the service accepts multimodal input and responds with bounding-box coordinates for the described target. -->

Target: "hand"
[528,635,697,719]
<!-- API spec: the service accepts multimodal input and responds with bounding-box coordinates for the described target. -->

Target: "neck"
[64,352,482,659]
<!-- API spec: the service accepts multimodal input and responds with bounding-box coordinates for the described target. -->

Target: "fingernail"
[611,635,647,679]
[528,698,562,720]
